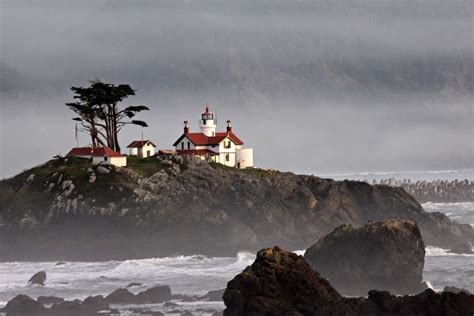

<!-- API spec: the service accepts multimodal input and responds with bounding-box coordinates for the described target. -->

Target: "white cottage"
[173,106,254,168]
[127,140,157,158]
[66,146,127,167]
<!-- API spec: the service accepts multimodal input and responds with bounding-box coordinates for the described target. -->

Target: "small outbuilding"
[127,140,157,158]
[66,146,127,167]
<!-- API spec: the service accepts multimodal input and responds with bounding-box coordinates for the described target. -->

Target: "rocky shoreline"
[1,156,473,260]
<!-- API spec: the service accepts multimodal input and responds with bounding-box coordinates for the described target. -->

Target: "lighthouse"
[173,105,254,168]
[199,106,217,136]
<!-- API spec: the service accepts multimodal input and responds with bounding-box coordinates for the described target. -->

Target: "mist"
[1,0,473,178]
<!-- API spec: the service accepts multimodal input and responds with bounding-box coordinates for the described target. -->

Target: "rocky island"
[0,155,473,261]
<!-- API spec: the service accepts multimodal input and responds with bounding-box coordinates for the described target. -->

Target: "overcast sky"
[1,0,473,178]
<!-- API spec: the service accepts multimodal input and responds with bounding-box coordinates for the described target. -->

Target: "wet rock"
[28,271,46,286]
[199,289,225,301]
[1,295,47,315]
[304,219,427,296]
[105,288,135,303]
[135,285,172,303]
[164,301,180,307]
[223,247,474,316]
[55,261,66,266]
[223,246,342,315]
[37,296,64,305]
[443,286,472,294]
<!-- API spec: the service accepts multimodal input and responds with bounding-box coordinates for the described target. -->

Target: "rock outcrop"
[1,294,112,316]
[0,156,473,260]
[449,240,473,254]
[223,247,474,316]
[105,285,172,304]
[223,246,342,315]
[28,271,47,286]
[304,219,427,296]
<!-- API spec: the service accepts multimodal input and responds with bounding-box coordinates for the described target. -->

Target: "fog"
[1,0,473,178]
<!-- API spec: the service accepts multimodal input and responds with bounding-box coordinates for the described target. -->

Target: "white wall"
[138,143,156,157]
[237,148,254,168]
[175,137,195,151]
[129,148,138,156]
[110,156,127,167]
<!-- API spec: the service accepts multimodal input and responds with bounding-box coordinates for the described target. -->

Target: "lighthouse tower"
[199,106,217,136]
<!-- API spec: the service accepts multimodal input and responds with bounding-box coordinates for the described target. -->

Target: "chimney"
[184,121,189,134]
[226,120,232,133]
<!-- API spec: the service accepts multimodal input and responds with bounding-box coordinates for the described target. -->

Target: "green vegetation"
[209,161,276,178]
[126,156,165,177]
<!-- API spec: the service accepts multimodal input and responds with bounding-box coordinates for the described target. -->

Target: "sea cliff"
[0,156,472,260]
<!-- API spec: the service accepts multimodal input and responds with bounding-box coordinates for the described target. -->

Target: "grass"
[126,156,166,177]
[209,161,276,178]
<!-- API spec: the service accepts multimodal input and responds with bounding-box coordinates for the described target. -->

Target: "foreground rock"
[106,285,172,304]
[223,246,342,315]
[28,271,46,286]
[223,247,474,315]
[1,157,473,260]
[304,219,427,296]
[1,294,112,315]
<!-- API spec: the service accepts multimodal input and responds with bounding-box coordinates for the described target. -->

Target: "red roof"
[176,149,216,156]
[127,140,156,148]
[66,147,125,157]
[173,132,244,146]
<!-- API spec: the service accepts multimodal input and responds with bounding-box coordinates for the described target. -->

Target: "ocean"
[0,172,473,314]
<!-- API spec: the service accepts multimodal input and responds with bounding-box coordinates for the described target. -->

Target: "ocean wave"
[425,246,474,257]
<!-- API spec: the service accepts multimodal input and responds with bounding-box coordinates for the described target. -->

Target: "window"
[181,142,184,150]
[104,156,108,161]
[225,153,230,162]
[187,142,190,149]
[224,140,231,148]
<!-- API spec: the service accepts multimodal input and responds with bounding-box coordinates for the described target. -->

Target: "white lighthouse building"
[173,106,254,168]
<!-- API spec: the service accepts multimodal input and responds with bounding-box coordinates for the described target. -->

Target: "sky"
[1,0,473,178]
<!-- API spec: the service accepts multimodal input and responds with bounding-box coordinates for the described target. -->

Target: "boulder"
[105,288,136,303]
[223,246,474,316]
[37,296,64,305]
[28,271,47,286]
[1,295,47,315]
[443,286,472,295]
[304,219,427,296]
[97,165,110,174]
[449,240,473,254]
[199,289,225,301]
[55,261,66,266]
[49,295,110,315]
[135,285,172,303]
[223,246,342,315]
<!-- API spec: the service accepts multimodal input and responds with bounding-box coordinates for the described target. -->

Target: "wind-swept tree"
[66,80,149,152]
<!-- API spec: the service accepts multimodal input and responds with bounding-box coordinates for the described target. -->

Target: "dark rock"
[199,289,225,301]
[28,271,46,286]
[49,295,110,315]
[55,262,66,266]
[223,246,342,315]
[164,301,180,307]
[126,282,142,288]
[1,295,47,315]
[105,288,135,303]
[81,295,109,312]
[37,296,64,305]
[135,285,172,303]
[1,159,473,261]
[443,286,472,295]
[212,311,224,316]
[304,219,427,296]
[181,311,193,316]
[449,240,473,254]
[223,246,474,316]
